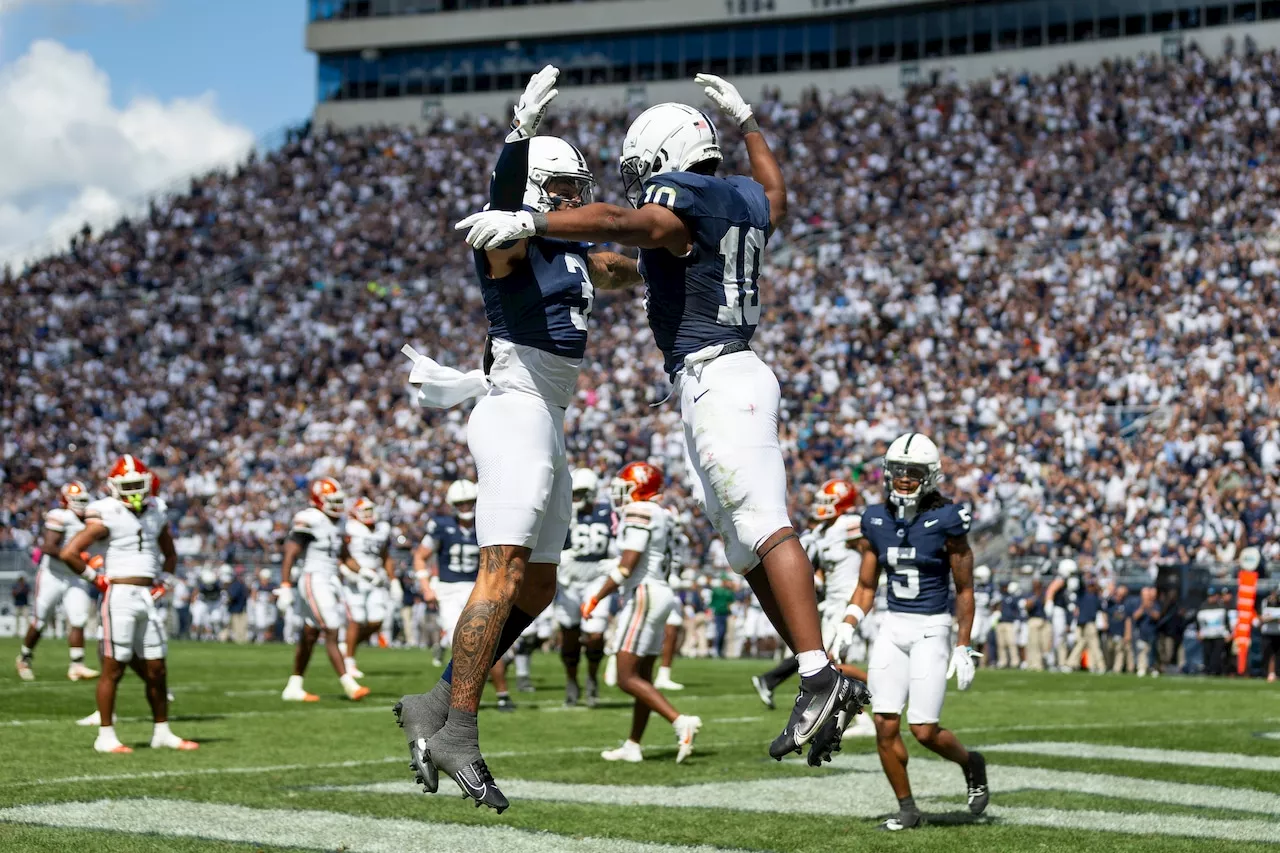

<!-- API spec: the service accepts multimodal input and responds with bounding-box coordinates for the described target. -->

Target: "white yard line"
[982,742,1280,772]
[0,799,752,853]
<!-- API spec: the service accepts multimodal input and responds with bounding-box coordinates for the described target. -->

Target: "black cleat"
[497,694,516,713]
[751,675,775,710]
[965,750,989,815]
[806,678,872,766]
[879,808,923,831]
[585,676,599,708]
[768,667,859,761]
[409,736,440,794]
[564,680,580,707]
[428,749,509,814]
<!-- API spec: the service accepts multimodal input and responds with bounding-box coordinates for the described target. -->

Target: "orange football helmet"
[59,481,91,516]
[610,462,664,506]
[107,455,153,513]
[813,478,858,521]
[310,478,346,518]
[350,497,377,525]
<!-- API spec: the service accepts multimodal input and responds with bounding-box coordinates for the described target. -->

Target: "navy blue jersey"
[636,173,772,376]
[1000,595,1025,623]
[425,515,480,584]
[474,235,593,359]
[862,500,971,615]
[565,504,614,562]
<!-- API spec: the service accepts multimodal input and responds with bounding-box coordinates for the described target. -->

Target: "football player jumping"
[835,433,989,830]
[16,481,100,682]
[459,73,868,763]
[276,478,371,703]
[59,456,197,753]
[396,65,639,813]
[589,463,701,764]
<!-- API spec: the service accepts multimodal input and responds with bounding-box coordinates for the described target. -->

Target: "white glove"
[947,645,982,691]
[828,620,856,662]
[456,210,537,251]
[358,566,381,586]
[695,73,753,127]
[275,585,295,615]
[508,64,559,142]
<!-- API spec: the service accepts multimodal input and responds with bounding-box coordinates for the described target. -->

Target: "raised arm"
[696,73,787,232]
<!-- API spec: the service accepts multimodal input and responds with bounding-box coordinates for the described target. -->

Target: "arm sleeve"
[618,506,655,553]
[490,140,531,212]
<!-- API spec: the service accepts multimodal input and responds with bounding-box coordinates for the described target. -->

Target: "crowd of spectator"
[4,42,1280,585]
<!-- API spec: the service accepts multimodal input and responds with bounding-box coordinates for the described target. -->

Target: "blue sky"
[1,0,315,138]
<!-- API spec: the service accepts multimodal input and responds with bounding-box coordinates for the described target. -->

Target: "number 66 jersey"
[860,500,972,616]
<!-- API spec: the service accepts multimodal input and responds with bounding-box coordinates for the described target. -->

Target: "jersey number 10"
[716,225,764,327]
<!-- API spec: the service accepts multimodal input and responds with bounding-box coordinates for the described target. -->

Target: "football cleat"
[346,685,371,701]
[653,672,684,691]
[750,675,775,710]
[601,740,644,763]
[94,736,132,755]
[516,674,535,693]
[879,808,923,831]
[673,715,701,764]
[152,733,199,751]
[77,710,117,727]
[806,678,872,765]
[425,745,509,814]
[347,666,366,679]
[847,710,877,737]
[409,736,440,794]
[67,663,100,681]
[497,694,516,713]
[564,680,580,707]
[585,676,599,708]
[769,667,863,761]
[282,686,320,702]
[965,750,989,815]
[16,656,34,682]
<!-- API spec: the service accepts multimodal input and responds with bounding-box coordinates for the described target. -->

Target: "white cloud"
[0,38,253,262]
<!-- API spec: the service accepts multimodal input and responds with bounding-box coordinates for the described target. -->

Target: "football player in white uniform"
[59,455,197,754]
[586,463,701,764]
[837,434,989,829]
[342,497,393,678]
[276,478,370,703]
[16,481,100,682]
[555,468,614,707]
[654,517,690,691]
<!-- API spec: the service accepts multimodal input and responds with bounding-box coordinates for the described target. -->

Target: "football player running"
[459,73,867,764]
[589,463,701,764]
[837,434,989,830]
[276,478,370,703]
[342,497,393,678]
[16,481,100,682]
[555,467,614,707]
[396,65,640,813]
[59,456,196,753]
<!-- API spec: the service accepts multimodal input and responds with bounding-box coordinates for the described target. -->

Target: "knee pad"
[585,647,605,664]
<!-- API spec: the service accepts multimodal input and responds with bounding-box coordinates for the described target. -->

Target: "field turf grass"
[2,639,1278,852]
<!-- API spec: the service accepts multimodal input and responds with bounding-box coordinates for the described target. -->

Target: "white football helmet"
[974,565,991,584]
[571,468,599,511]
[1057,558,1078,578]
[258,568,272,584]
[1006,581,1021,596]
[199,567,217,587]
[619,103,722,207]
[524,136,595,213]
[446,479,478,523]
[884,432,941,519]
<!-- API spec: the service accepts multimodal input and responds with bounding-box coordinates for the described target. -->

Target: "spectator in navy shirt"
[1133,587,1162,677]
[996,581,1025,669]
[11,574,30,626]
[226,570,250,644]
[1105,585,1133,674]
[1067,576,1105,673]
[1025,578,1050,671]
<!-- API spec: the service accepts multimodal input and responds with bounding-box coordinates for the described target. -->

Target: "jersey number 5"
[886,546,919,599]
[716,225,764,327]
[564,255,595,332]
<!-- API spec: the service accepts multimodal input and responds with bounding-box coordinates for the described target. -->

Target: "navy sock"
[442,606,537,685]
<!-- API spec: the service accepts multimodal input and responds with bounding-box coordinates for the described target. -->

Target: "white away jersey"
[347,519,391,573]
[42,507,87,578]
[292,507,344,576]
[615,500,673,593]
[86,497,168,580]
[814,512,863,605]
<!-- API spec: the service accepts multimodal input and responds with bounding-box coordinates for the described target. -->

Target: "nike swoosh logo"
[457,772,488,799]
[924,519,939,528]
[694,390,710,403]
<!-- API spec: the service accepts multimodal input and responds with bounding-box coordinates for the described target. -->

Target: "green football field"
[2,639,1278,853]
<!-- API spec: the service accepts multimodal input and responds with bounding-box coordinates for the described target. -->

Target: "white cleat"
[673,715,702,764]
[77,710,117,727]
[67,663,100,681]
[16,656,34,682]
[604,654,618,688]
[93,735,132,754]
[653,673,684,691]
[151,733,199,751]
[601,740,644,763]
[281,685,320,702]
[347,667,365,679]
[846,711,877,737]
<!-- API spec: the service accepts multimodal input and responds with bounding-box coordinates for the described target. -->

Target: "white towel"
[401,344,489,409]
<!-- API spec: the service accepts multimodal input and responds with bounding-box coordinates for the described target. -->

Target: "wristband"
[845,604,866,624]
[532,212,549,236]
[740,116,760,134]
[608,566,627,586]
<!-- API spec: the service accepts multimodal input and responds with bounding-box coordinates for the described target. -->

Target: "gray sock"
[424,708,482,766]
[398,679,451,745]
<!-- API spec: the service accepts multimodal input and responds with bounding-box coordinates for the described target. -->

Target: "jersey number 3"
[564,255,595,332]
[716,225,764,327]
